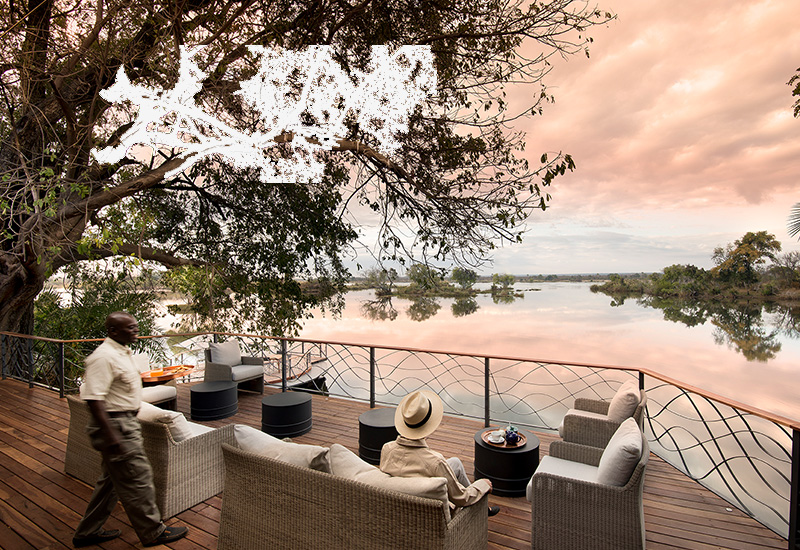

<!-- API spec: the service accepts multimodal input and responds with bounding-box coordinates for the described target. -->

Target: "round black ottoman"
[190,381,238,421]
[261,391,312,438]
[358,407,398,465]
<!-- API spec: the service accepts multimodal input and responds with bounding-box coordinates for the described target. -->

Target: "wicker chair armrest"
[443,493,488,550]
[143,422,237,518]
[561,414,621,448]
[241,356,264,365]
[573,397,610,414]
[204,361,234,381]
[548,440,604,466]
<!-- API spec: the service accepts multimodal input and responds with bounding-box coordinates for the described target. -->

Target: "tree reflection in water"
[452,297,479,317]
[407,297,441,322]
[622,294,799,362]
[360,296,398,321]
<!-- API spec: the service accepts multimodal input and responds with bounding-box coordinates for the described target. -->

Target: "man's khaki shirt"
[380,436,491,508]
[79,338,142,412]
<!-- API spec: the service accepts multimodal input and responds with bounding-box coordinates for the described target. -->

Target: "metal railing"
[1,330,798,546]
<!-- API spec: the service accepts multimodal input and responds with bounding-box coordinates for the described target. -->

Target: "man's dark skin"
[86,312,140,454]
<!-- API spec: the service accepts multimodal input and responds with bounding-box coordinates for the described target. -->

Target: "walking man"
[73,311,188,547]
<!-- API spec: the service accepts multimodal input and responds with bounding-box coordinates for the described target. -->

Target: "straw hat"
[395,390,444,439]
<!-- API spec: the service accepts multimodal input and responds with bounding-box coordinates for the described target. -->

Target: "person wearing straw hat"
[380,390,500,516]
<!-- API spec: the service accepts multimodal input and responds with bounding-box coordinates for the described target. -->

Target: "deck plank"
[0,379,788,550]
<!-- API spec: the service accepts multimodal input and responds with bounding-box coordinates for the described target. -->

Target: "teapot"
[504,424,520,445]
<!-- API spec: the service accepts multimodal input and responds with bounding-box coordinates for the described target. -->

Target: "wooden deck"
[0,378,787,550]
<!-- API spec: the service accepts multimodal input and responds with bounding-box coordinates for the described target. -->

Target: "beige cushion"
[209,340,242,366]
[607,379,640,422]
[328,444,450,521]
[137,401,194,442]
[526,455,599,501]
[141,384,177,404]
[596,417,643,486]
[234,424,330,472]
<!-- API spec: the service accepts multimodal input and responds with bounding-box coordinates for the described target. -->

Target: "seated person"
[380,390,500,516]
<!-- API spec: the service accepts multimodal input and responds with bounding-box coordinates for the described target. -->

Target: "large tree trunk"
[0,253,45,335]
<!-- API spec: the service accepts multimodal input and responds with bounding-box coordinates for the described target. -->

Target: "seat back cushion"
[137,401,194,442]
[234,424,330,472]
[607,379,641,422]
[596,417,643,486]
[328,444,450,521]
[209,340,242,366]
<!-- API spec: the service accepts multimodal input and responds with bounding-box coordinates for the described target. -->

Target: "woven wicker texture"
[218,444,488,550]
[64,395,236,518]
[561,390,647,448]
[203,349,264,393]
[530,435,649,550]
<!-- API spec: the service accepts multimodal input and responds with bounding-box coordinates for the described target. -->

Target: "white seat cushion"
[607,379,640,422]
[234,424,330,472]
[526,455,599,501]
[231,363,263,381]
[141,385,177,404]
[209,340,242,366]
[596,417,643,486]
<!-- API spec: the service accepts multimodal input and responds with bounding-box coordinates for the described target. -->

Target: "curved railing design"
[644,380,792,536]
[0,330,797,544]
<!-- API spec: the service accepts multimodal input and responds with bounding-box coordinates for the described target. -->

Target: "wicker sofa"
[64,395,236,518]
[218,441,489,550]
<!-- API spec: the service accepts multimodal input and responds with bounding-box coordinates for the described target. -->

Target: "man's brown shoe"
[143,525,188,547]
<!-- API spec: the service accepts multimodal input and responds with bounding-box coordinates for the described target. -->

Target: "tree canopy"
[1,0,613,335]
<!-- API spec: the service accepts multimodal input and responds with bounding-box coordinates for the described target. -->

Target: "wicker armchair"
[529,430,649,550]
[64,395,236,518]
[203,341,264,394]
[218,443,489,550]
[559,383,647,448]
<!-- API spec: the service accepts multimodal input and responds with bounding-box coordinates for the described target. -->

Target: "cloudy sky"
[478,0,800,275]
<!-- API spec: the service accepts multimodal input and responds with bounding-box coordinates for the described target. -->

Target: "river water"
[296,282,800,422]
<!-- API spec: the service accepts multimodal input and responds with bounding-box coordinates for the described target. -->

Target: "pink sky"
[487,0,800,274]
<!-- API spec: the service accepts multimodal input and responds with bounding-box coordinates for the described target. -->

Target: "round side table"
[474,428,540,497]
[358,408,398,465]
[261,391,313,438]
[190,381,238,421]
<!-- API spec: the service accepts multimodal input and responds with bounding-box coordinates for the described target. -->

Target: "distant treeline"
[590,231,800,303]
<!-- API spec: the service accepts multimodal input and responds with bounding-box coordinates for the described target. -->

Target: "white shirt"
[79,338,143,412]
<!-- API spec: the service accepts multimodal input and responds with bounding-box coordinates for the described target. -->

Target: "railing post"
[27,337,34,388]
[369,347,376,408]
[484,357,490,427]
[58,342,65,398]
[1,334,6,379]
[280,339,288,392]
[790,429,800,550]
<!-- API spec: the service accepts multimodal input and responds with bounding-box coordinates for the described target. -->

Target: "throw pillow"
[234,424,330,472]
[137,402,194,442]
[329,443,376,479]
[209,340,242,366]
[596,417,643,486]
[607,379,640,422]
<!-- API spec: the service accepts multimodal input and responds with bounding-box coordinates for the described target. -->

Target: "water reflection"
[360,296,398,321]
[452,297,479,317]
[407,297,441,321]
[611,293,796,362]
